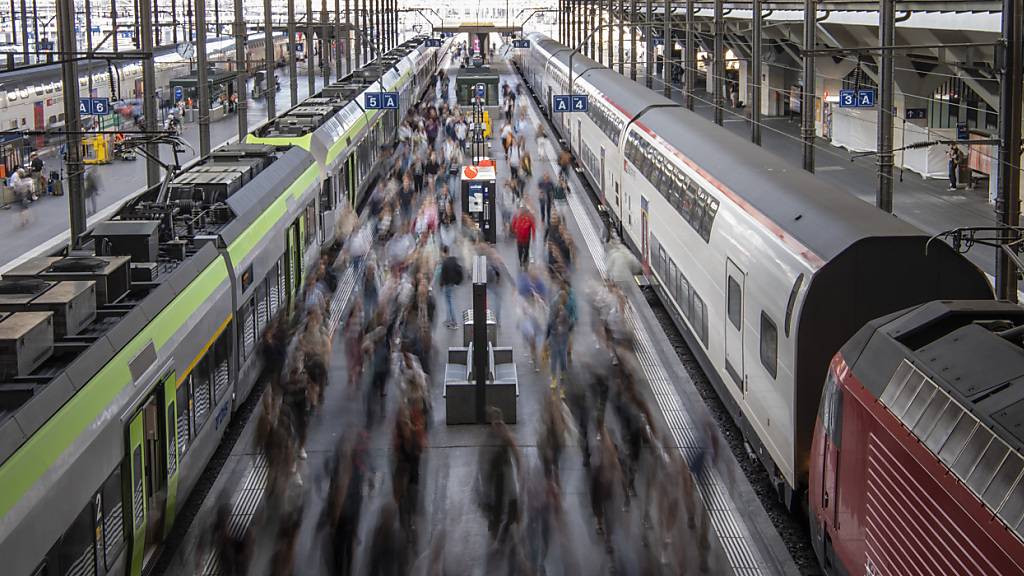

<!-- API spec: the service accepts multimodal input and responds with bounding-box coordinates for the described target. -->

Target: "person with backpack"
[438,245,464,329]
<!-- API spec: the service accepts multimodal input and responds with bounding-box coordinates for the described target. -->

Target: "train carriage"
[515,33,993,506]
[0,36,448,576]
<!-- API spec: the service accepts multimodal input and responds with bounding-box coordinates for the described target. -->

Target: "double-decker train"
[512,32,1017,574]
[0,35,448,576]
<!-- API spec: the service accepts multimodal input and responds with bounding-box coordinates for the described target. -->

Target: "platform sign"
[364,92,381,109]
[91,98,110,115]
[905,108,927,120]
[80,98,91,115]
[425,38,442,48]
[381,92,399,110]
[173,86,183,102]
[552,95,571,113]
[957,122,969,141]
[839,89,857,108]
[839,88,876,108]
[475,83,485,99]
[512,39,530,49]
[857,89,875,107]
[571,95,589,112]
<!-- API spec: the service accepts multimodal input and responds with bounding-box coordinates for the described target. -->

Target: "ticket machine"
[460,163,497,243]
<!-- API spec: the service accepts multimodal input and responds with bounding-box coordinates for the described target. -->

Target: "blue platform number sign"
[80,98,91,115]
[174,86,183,102]
[957,122,969,141]
[839,88,876,108]
[512,39,530,49]
[364,93,381,110]
[475,84,485,99]
[571,95,589,112]
[857,89,875,108]
[426,38,442,48]
[552,95,570,113]
[91,98,110,115]
[839,89,857,108]
[382,92,399,110]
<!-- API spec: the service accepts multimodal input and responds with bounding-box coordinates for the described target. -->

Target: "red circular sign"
[463,166,478,179]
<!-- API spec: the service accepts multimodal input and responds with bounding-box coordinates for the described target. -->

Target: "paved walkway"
[0,70,327,271]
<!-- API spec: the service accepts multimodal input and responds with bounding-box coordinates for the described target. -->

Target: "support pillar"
[662,0,670,97]
[346,0,352,73]
[20,0,27,63]
[322,0,331,84]
[197,0,211,156]
[606,0,613,68]
[56,0,84,246]
[265,0,276,119]
[645,0,652,86]
[713,0,724,123]
[685,0,694,109]
[288,0,298,105]
[877,0,894,212]
[141,0,160,186]
[630,0,637,79]
[335,0,344,77]
[996,0,1023,301]
[618,0,624,74]
[801,0,815,172]
[234,0,248,139]
[752,0,762,144]
[307,0,315,95]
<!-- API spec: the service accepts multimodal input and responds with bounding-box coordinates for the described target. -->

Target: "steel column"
[801,0,815,172]
[630,0,636,79]
[141,0,160,186]
[876,0,894,212]
[662,0,670,97]
[234,0,247,138]
[288,0,298,106]
[751,0,762,144]
[354,0,361,67]
[713,0,724,123]
[607,0,613,67]
[19,0,27,63]
[32,0,39,60]
[996,0,1023,301]
[197,0,211,156]
[345,0,352,72]
[322,0,330,83]
[265,0,276,118]
[618,0,624,73]
[644,0,652,86]
[685,0,693,109]
[56,0,84,246]
[335,0,344,77]
[307,0,315,95]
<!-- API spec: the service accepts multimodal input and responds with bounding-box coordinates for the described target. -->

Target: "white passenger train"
[515,33,993,506]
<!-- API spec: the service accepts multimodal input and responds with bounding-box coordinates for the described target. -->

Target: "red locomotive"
[810,300,1024,575]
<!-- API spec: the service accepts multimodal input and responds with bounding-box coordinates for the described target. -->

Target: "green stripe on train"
[245,133,315,150]
[227,164,319,264]
[0,260,230,522]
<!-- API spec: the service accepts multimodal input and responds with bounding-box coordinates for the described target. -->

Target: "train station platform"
[637,73,999,277]
[0,71,327,274]
[159,59,797,576]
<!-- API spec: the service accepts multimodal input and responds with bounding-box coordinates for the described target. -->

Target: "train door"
[640,196,648,263]
[285,222,301,308]
[724,259,745,392]
[345,155,356,206]
[125,375,173,576]
[818,370,843,568]
[599,146,606,201]
[575,119,581,154]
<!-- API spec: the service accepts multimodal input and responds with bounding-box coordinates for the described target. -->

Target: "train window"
[693,292,709,346]
[176,384,191,456]
[984,454,1023,511]
[56,500,95,576]
[101,466,125,569]
[213,327,231,404]
[727,277,742,330]
[677,273,691,318]
[192,356,212,433]
[967,438,1009,494]
[242,298,256,359]
[667,260,678,301]
[937,414,977,467]
[760,312,778,379]
[320,178,333,212]
[255,280,268,336]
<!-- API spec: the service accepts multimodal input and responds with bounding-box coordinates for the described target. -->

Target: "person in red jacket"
[511,204,536,269]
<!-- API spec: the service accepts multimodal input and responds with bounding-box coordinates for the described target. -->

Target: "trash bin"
[462,308,497,347]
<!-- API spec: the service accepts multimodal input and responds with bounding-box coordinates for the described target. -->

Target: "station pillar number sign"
[364,92,400,110]
[552,94,589,113]
[79,97,111,115]
[425,38,443,48]
[839,88,876,108]
[475,83,486,99]
[174,86,184,101]
[512,39,530,48]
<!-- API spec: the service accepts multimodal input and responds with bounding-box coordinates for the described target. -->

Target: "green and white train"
[0,35,448,576]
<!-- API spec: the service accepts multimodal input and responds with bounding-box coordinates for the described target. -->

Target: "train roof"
[844,300,1024,453]
[0,142,311,467]
[527,32,928,264]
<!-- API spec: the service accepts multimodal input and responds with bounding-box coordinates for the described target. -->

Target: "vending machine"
[460,163,497,243]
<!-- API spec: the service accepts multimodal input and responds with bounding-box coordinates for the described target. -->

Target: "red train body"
[810,301,1024,575]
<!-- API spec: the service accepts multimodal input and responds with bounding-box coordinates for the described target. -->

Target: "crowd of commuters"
[205,57,719,576]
